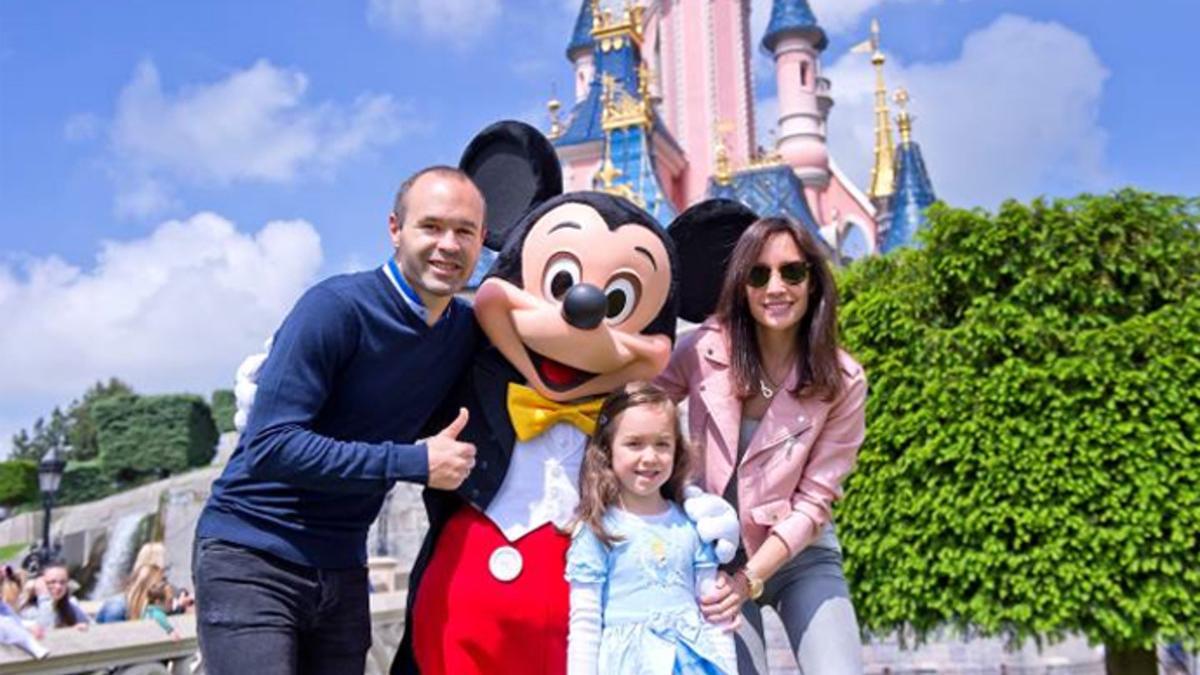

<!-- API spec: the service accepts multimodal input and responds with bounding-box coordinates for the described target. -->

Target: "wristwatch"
[739,568,764,600]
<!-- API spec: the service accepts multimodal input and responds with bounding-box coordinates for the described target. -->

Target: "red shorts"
[412,508,570,675]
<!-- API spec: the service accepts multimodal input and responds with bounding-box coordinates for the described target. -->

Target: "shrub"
[58,460,115,505]
[837,191,1200,665]
[210,389,236,434]
[0,461,37,507]
[94,394,219,484]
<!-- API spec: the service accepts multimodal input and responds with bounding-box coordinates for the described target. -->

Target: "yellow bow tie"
[507,383,604,442]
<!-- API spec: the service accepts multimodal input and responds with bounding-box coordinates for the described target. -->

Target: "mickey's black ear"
[459,120,563,250]
[668,199,759,323]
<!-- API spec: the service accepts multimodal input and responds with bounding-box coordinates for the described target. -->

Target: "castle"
[545,0,937,262]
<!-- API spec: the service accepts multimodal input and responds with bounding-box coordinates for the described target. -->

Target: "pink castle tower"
[759,0,878,257]
[546,0,920,261]
[651,0,755,205]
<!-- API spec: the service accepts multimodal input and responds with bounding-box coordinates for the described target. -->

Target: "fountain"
[89,512,150,600]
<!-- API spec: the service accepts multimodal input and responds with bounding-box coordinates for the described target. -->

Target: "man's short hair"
[391,166,483,226]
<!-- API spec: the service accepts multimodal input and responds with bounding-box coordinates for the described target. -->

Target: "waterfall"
[89,512,147,600]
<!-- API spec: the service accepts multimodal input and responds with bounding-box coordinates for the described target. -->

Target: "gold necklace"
[759,374,777,399]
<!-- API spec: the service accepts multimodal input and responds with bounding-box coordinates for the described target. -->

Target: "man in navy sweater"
[193,167,485,675]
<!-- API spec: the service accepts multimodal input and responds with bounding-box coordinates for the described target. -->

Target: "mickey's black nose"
[561,283,606,330]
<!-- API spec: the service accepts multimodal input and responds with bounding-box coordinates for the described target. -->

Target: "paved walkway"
[758,608,1107,674]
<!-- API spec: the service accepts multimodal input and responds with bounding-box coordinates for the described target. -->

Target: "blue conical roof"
[882,140,936,253]
[567,0,595,58]
[761,0,827,52]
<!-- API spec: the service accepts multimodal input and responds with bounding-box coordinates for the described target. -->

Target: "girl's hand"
[74,622,89,632]
[170,630,182,642]
[699,571,749,626]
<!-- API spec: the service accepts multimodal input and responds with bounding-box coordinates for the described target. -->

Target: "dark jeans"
[193,537,372,675]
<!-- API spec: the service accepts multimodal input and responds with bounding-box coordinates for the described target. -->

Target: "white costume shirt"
[484,422,587,541]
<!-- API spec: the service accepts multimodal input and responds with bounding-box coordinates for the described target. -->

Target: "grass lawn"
[0,541,28,564]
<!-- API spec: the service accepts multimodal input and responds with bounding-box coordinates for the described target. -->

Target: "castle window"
[801,61,809,88]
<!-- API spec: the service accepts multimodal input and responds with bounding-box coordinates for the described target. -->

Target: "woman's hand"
[700,571,749,627]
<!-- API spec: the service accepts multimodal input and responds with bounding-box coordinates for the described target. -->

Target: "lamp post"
[35,446,67,569]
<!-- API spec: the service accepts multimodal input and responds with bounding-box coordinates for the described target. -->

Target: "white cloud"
[109,59,417,217]
[64,113,101,142]
[367,0,502,50]
[821,14,1110,208]
[748,0,971,90]
[0,213,322,429]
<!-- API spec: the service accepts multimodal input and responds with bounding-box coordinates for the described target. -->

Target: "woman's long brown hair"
[39,563,79,628]
[126,563,167,620]
[714,217,843,401]
[574,382,692,547]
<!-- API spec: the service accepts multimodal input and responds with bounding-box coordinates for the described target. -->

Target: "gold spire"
[713,120,734,186]
[595,130,625,193]
[894,87,913,145]
[863,18,895,200]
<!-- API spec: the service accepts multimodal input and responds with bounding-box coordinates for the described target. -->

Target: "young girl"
[566,382,736,675]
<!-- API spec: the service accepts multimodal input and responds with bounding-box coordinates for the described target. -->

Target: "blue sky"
[1,0,1197,454]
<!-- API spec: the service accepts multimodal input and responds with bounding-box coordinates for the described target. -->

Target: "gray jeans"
[193,537,372,675]
[733,543,864,675]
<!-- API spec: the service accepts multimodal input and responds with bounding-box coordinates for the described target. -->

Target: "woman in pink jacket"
[657,216,867,674]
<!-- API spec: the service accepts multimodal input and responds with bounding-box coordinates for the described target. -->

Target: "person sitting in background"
[0,566,48,659]
[19,562,89,631]
[141,576,182,642]
[96,542,167,623]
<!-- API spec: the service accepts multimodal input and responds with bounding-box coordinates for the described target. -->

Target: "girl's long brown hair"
[38,563,80,628]
[575,382,691,547]
[714,217,843,401]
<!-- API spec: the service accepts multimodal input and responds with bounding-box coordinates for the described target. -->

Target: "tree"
[836,190,1200,674]
[6,378,133,463]
[210,389,237,434]
[7,408,70,463]
[67,378,135,461]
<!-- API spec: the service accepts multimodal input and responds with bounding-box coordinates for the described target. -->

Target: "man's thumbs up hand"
[426,408,477,490]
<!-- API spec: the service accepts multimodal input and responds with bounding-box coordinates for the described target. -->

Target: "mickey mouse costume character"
[230,121,748,675]
[395,122,753,675]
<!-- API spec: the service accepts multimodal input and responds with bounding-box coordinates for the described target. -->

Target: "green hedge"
[837,190,1200,652]
[0,461,37,507]
[210,389,236,434]
[93,394,218,484]
[58,460,115,505]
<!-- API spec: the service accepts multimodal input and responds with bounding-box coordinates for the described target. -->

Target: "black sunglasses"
[747,261,810,288]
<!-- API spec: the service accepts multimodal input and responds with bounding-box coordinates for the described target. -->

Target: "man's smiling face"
[389,171,486,301]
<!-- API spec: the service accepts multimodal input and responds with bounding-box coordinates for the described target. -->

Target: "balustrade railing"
[0,591,406,675]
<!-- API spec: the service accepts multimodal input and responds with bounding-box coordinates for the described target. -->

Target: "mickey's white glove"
[233,337,272,432]
[683,485,740,564]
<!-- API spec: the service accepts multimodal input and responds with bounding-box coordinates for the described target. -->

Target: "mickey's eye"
[542,253,582,301]
[603,274,640,325]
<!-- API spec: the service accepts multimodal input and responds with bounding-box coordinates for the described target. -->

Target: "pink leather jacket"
[656,319,867,556]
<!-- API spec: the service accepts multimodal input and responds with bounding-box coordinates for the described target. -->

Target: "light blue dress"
[565,504,732,675]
